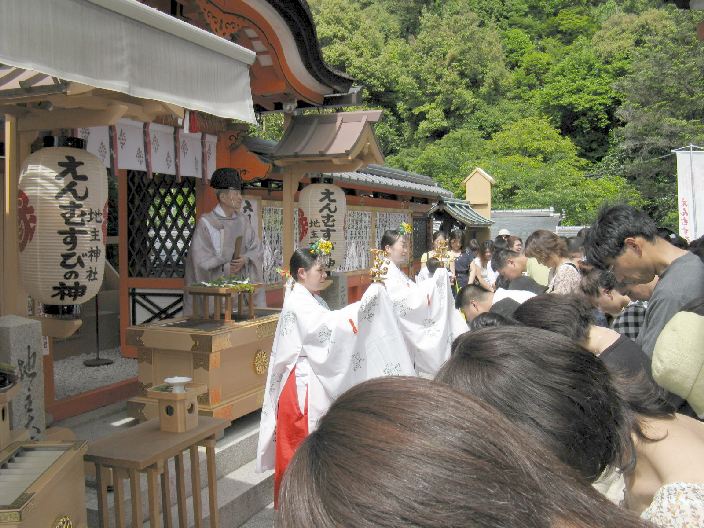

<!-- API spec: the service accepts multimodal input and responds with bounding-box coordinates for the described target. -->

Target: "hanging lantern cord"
[83,294,114,367]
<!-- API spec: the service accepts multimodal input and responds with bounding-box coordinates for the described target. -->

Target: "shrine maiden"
[183,168,264,314]
[380,226,467,376]
[256,242,414,504]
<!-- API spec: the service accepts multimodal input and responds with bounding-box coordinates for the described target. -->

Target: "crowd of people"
[258,204,704,527]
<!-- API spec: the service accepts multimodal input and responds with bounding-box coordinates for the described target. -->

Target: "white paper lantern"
[18,147,108,305]
[298,183,347,269]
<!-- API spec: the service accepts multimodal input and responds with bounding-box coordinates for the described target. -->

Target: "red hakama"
[274,366,308,508]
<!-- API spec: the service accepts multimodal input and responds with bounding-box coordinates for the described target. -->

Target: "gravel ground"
[53,346,138,400]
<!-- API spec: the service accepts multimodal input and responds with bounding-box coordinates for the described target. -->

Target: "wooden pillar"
[1,116,32,316]
[117,169,134,357]
[281,169,302,269]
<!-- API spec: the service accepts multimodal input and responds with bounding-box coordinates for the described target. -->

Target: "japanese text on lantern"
[318,188,338,268]
[53,155,103,301]
[681,197,690,240]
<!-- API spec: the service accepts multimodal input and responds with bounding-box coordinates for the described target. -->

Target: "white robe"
[384,261,468,376]
[256,281,415,472]
[183,205,264,314]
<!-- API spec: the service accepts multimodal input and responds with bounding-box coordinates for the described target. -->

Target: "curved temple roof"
[428,197,493,227]
[168,0,361,111]
[263,0,354,94]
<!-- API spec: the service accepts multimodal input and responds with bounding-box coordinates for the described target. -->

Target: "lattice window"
[130,289,183,325]
[413,216,429,260]
[341,211,372,271]
[375,212,411,248]
[127,171,196,278]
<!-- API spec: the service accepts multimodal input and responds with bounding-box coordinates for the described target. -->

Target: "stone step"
[187,459,273,528]
[241,502,274,528]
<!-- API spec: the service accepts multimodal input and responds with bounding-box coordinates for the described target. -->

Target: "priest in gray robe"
[184,168,265,315]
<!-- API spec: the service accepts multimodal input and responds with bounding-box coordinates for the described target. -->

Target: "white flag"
[674,148,704,241]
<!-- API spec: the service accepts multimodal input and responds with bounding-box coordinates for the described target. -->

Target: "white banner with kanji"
[675,149,704,241]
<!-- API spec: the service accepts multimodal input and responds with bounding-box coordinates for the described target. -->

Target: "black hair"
[432,230,446,242]
[690,235,704,262]
[583,205,658,270]
[566,236,584,255]
[512,294,593,343]
[380,229,402,251]
[490,297,521,319]
[493,274,511,290]
[493,236,508,252]
[290,248,319,280]
[455,284,492,310]
[426,257,442,275]
[478,240,494,266]
[449,229,463,248]
[511,296,675,423]
[492,249,520,273]
[437,327,633,482]
[467,239,480,253]
[469,312,520,331]
[279,376,652,528]
[579,269,617,299]
[657,227,689,250]
[576,227,590,239]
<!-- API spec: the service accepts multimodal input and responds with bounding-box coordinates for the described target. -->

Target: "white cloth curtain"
[0,0,256,123]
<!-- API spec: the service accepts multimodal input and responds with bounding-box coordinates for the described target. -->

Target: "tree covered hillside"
[259,1,704,226]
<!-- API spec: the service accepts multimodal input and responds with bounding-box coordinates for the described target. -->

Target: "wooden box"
[147,383,207,433]
[0,440,88,528]
[127,309,279,422]
[0,382,20,451]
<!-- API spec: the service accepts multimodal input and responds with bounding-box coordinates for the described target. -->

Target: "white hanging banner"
[115,119,147,172]
[674,147,704,241]
[77,120,216,177]
[150,123,177,175]
[179,132,202,178]
[78,126,111,168]
[203,134,217,180]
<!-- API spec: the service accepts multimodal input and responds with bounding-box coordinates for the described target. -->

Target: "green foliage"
[481,118,644,225]
[608,9,704,226]
[289,0,700,225]
[248,113,285,142]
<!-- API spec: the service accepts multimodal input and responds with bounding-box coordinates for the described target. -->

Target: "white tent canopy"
[0,0,257,123]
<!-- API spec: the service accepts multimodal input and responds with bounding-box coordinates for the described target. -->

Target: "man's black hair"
[579,269,617,298]
[455,284,492,310]
[469,312,520,332]
[492,249,520,273]
[583,205,658,269]
[657,227,689,250]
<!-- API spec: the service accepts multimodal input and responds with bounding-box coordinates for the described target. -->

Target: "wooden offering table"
[127,305,279,422]
[187,285,260,322]
[85,416,227,528]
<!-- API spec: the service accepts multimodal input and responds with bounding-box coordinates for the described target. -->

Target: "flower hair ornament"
[398,222,413,235]
[309,238,334,257]
[277,267,295,294]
